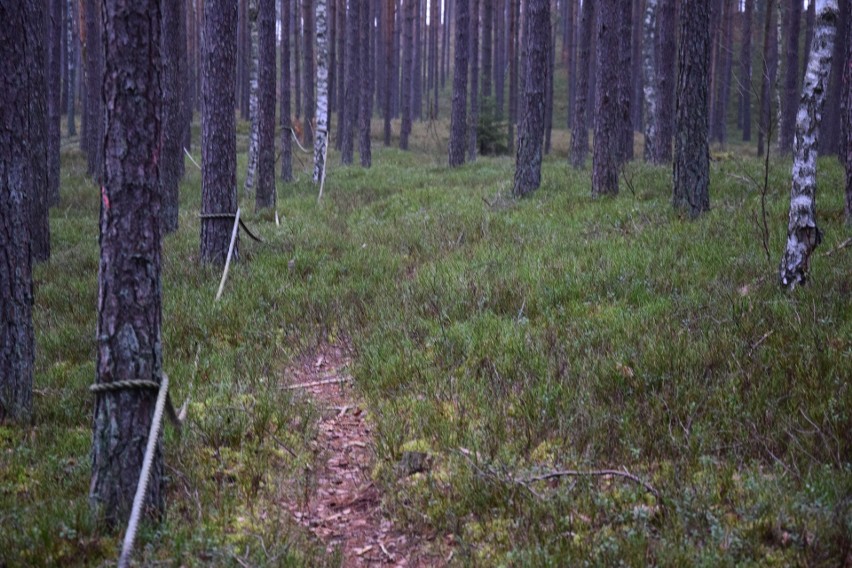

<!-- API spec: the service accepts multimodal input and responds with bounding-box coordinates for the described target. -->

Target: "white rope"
[290,128,312,154]
[118,373,171,568]
[317,132,329,205]
[183,147,201,171]
[215,208,241,301]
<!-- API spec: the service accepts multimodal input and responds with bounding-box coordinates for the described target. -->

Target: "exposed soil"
[282,344,450,567]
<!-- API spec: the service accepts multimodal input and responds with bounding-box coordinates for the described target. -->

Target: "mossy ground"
[1,114,850,566]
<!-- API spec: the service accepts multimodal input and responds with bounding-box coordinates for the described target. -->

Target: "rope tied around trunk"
[199,212,265,242]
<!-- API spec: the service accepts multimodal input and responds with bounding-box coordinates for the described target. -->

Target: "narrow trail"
[282,345,449,567]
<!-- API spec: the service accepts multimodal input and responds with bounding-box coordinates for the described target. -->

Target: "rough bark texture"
[449,0,469,167]
[482,0,493,99]
[400,0,414,149]
[711,0,733,146]
[413,0,422,119]
[642,0,659,163]
[314,0,330,181]
[673,0,710,217]
[564,0,574,123]
[569,0,593,169]
[617,3,633,162]
[358,0,373,167]
[48,0,62,207]
[780,0,802,155]
[84,0,103,179]
[30,0,51,263]
[66,0,79,137]
[822,0,846,156]
[383,0,395,145]
[335,0,347,148]
[592,0,619,196]
[507,0,518,153]
[294,0,301,118]
[162,0,184,234]
[303,0,315,145]
[0,1,36,424]
[655,0,675,162]
[779,0,838,288]
[845,0,852,224]
[244,0,260,194]
[90,0,164,528]
[256,0,276,209]
[201,0,239,265]
[758,0,778,157]
[281,0,293,182]
[430,0,439,116]
[740,0,754,142]
[631,0,643,132]
[511,0,549,197]
[341,0,360,164]
[468,0,480,161]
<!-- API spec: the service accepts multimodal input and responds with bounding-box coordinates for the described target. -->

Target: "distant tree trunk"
[48,0,62,207]
[617,3,634,162]
[740,0,754,142]
[201,0,239,265]
[803,0,816,79]
[642,0,659,163]
[400,0,414,149]
[30,0,50,263]
[821,0,846,157]
[565,0,575,124]
[341,0,360,163]
[294,0,302,118]
[281,0,293,182]
[482,0,493,99]
[178,0,190,155]
[449,0,469,166]
[162,0,184,234]
[631,0,643,132]
[469,0,480,161]
[186,0,196,150]
[84,0,103,180]
[245,1,260,194]
[430,0,440,116]
[758,0,778,157]
[780,0,838,287]
[393,0,402,116]
[779,0,801,155]
[569,0,593,169]
[336,0,347,148]
[845,0,852,225]
[314,0,330,181]
[507,0,518,153]
[90,0,165,528]
[494,0,505,117]
[359,0,373,167]
[544,21,554,154]
[303,0,315,145]
[442,0,451,89]
[592,0,619,196]
[256,0,277,209]
[66,0,78,138]
[238,0,248,117]
[711,0,733,147]
[655,0,675,162]
[413,0,423,120]
[512,0,549,197]
[0,1,36,424]
[673,0,710,217]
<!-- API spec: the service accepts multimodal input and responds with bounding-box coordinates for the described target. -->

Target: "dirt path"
[282,345,449,567]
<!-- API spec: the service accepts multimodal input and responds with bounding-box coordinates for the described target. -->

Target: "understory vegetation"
[1,119,850,566]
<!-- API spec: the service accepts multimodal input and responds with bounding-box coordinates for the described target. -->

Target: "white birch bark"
[313,0,329,184]
[244,0,260,194]
[642,0,658,163]
[779,0,838,288]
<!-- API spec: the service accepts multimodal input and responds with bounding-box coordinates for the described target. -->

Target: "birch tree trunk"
[314,0,330,182]
[779,0,838,288]
[244,0,260,195]
[642,0,659,164]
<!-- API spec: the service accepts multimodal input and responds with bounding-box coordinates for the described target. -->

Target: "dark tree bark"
[617,3,634,162]
[631,0,643,132]
[281,0,293,182]
[544,20,554,154]
[822,0,846,157]
[507,0,518,152]
[655,0,675,162]
[0,1,36,424]
[449,0,469,166]
[758,0,778,157]
[803,0,816,79]
[442,0,451,89]
[564,0,575,124]
[393,0,401,116]
[494,0,505,117]
[430,0,439,116]
[66,0,79,138]
[201,0,239,265]
[303,0,315,145]
[711,0,733,146]
[413,0,423,120]
[335,0,347,148]
[84,0,103,181]
[512,0,549,197]
[256,0,276,209]
[341,0,360,163]
[482,0,493,99]
[359,0,373,166]
[569,0,593,169]
[162,0,185,234]
[592,0,619,196]
[90,0,165,527]
[739,0,754,142]
[779,0,801,155]
[186,0,197,150]
[384,0,395,144]
[179,0,190,155]
[294,0,301,118]
[400,0,414,149]
[673,0,710,217]
[30,0,50,263]
[48,0,62,207]
[845,0,852,225]
[238,0,248,117]
[468,0,479,160]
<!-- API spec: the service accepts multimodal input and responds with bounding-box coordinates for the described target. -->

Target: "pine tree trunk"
[779,0,801,155]
[90,0,165,527]
[617,3,634,163]
[565,0,575,124]
[314,0,330,180]
[449,0,469,166]
[400,0,414,149]
[468,0,480,161]
[336,0,347,148]
[655,0,675,162]
[294,0,302,118]
[238,0,248,117]
[712,0,733,147]
[642,0,659,163]
[631,0,643,132]
[494,0,505,118]
[844,0,852,225]
[592,0,619,196]
[359,0,373,167]
[507,0,518,153]
[201,0,239,266]
[758,0,778,157]
[245,1,260,194]
[822,0,846,157]
[66,0,78,137]
[430,0,439,117]
[162,0,184,234]
[0,1,36,424]
[544,22,554,155]
[512,0,549,197]
[48,0,62,207]
[779,0,838,287]
[341,0,360,163]
[256,0,277,208]
[84,0,103,180]
[740,0,754,142]
[413,0,423,120]
[303,0,315,145]
[482,0,493,100]
[186,0,197,151]
[281,0,294,182]
[569,0,593,169]
[30,1,50,263]
[673,0,710,217]
[384,0,395,145]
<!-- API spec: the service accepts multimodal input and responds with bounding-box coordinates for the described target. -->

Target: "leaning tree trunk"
[0,1,36,424]
[281,0,293,182]
[511,0,549,197]
[201,0,239,266]
[90,0,165,528]
[592,0,620,196]
[569,0,593,169]
[779,0,838,288]
[449,0,469,166]
[244,0,260,195]
[314,0,330,182]
[359,0,373,167]
[642,0,659,163]
[256,0,277,209]
[162,0,185,234]
[673,0,711,217]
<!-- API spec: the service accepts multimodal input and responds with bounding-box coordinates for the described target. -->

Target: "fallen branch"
[823,237,852,257]
[518,468,660,499]
[284,377,351,390]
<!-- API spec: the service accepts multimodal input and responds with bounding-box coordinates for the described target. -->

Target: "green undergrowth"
[1,119,850,566]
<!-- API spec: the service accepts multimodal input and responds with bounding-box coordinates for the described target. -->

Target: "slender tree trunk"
[655,0,675,162]
[780,0,838,287]
[482,0,493,100]
[617,3,634,162]
[565,0,575,124]
[294,0,302,118]
[314,0,330,181]
[758,0,778,157]
[822,0,846,157]
[303,0,316,144]
[449,0,470,166]
[90,0,165,527]
[592,0,619,196]
[430,0,439,117]
[30,0,50,263]
[569,0,593,169]
[336,0,347,148]
[803,0,816,79]
[507,0,518,153]
[494,0,505,117]
[844,0,852,225]
[384,0,395,144]
[238,0,248,117]
[48,0,62,207]
[400,0,414,149]
[341,0,360,163]
[256,0,277,209]
[359,0,373,166]
[245,1,260,194]
[673,0,710,217]
[544,19,554,154]
[84,0,103,180]
[201,0,239,265]
[0,1,36,424]
[162,0,184,234]
[642,0,659,163]
[442,0,451,89]
[329,0,338,114]
[631,0,643,132]
[179,0,190,155]
[469,0,480,160]
[712,0,733,147]
[394,0,402,116]
[186,0,197,151]
[66,0,78,137]
[281,0,293,181]
[512,0,549,196]
[413,0,423,120]
[740,0,754,142]
[779,0,801,155]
